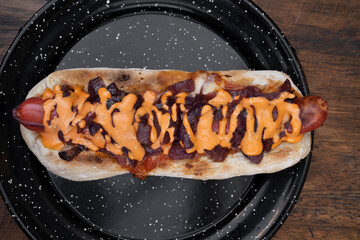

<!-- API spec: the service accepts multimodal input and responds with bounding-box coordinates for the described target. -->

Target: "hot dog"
[13,68,327,180]
[13,95,327,135]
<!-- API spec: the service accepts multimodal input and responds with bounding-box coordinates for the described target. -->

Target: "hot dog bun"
[21,68,311,181]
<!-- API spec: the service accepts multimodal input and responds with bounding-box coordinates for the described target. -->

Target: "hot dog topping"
[36,74,304,168]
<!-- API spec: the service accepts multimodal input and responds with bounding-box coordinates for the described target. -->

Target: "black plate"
[0,0,311,239]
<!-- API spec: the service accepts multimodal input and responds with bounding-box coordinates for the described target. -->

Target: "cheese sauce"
[40,83,303,161]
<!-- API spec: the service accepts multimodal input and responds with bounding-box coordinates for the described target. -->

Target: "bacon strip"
[59,145,85,161]
[168,140,196,160]
[168,79,195,95]
[137,122,152,146]
[204,145,229,162]
[87,77,105,103]
[227,79,292,100]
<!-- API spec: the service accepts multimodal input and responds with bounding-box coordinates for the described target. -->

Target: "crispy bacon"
[59,145,85,161]
[84,112,96,122]
[250,105,258,132]
[227,98,242,117]
[272,106,278,121]
[51,109,59,119]
[87,77,105,103]
[152,110,161,138]
[137,122,152,146]
[47,108,58,126]
[166,95,177,107]
[231,108,247,148]
[178,122,194,149]
[77,124,88,134]
[136,113,151,146]
[106,99,115,110]
[262,92,282,101]
[204,145,229,162]
[88,122,102,136]
[99,148,127,167]
[121,147,135,167]
[106,82,127,109]
[168,140,196,160]
[185,94,204,110]
[226,98,242,134]
[279,131,286,139]
[58,130,65,142]
[169,103,181,139]
[279,79,291,92]
[61,85,72,97]
[153,97,164,112]
[107,83,127,100]
[133,94,144,110]
[162,132,170,145]
[212,107,223,134]
[76,112,101,135]
[227,86,259,98]
[139,113,149,123]
[263,139,274,152]
[154,93,177,113]
[284,118,293,133]
[187,103,203,133]
[228,80,292,101]
[244,151,264,164]
[144,147,163,157]
[168,79,195,95]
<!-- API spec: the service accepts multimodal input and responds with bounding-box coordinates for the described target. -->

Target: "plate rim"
[0,0,312,239]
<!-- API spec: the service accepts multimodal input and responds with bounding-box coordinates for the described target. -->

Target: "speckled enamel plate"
[0,0,311,239]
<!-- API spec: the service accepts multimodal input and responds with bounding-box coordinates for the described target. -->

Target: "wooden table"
[0,0,359,239]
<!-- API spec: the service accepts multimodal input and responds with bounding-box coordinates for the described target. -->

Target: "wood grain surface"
[0,0,359,239]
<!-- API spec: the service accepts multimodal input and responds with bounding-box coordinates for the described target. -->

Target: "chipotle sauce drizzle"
[39,75,303,176]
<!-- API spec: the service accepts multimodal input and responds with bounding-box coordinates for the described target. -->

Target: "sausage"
[295,96,328,133]
[12,97,45,132]
[13,95,328,135]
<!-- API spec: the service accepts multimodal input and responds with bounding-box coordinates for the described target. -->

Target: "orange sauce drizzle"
[40,83,303,161]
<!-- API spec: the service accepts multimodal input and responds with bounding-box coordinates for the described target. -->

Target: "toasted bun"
[21,68,311,181]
